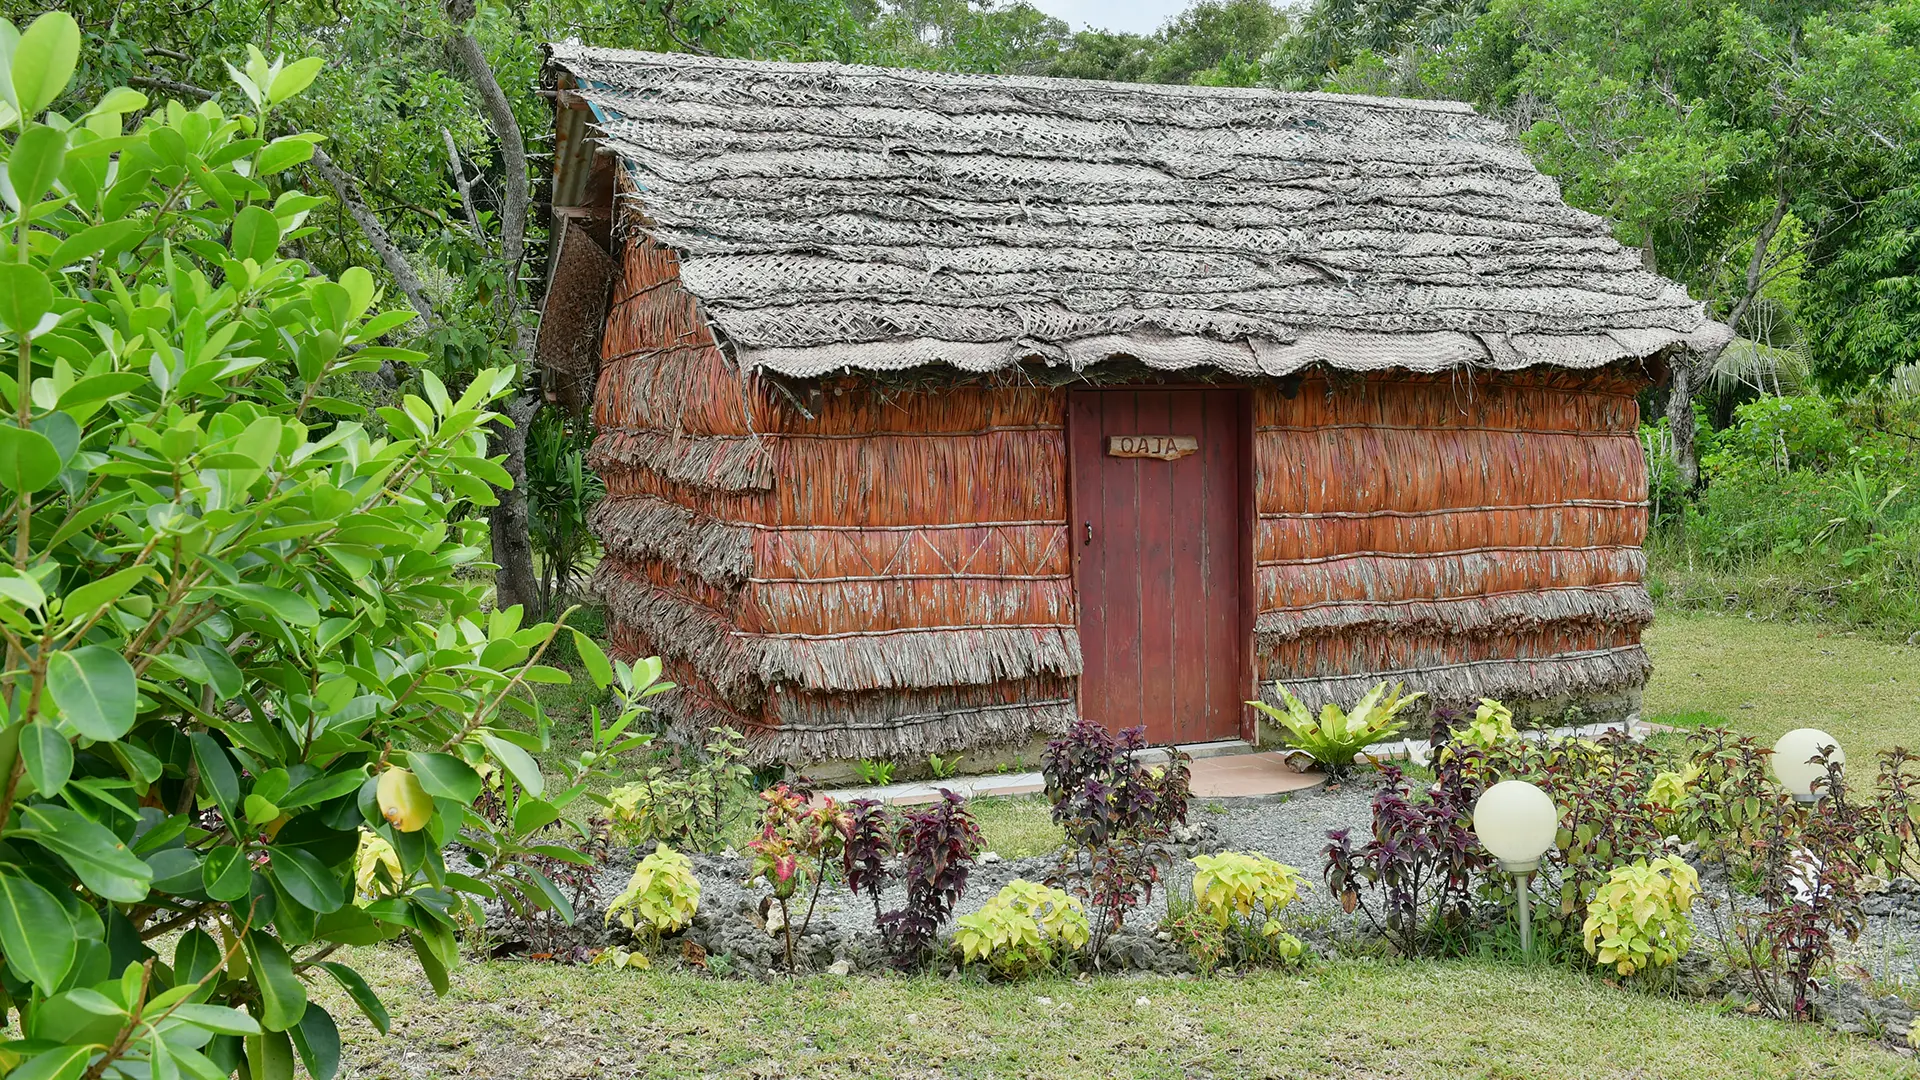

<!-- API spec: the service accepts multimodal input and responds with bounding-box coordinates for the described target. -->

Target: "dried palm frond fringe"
[588,428,775,491]
[1256,585,1652,642]
[592,561,1082,699]
[640,675,1077,764]
[589,494,754,588]
[1258,645,1651,712]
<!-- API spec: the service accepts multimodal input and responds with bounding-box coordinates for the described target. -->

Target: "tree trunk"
[311,147,441,328]
[445,0,542,613]
[488,393,542,615]
[1664,356,1702,492]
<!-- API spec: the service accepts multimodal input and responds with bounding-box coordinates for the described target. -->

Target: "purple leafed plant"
[1324,762,1488,957]
[842,797,895,923]
[877,790,984,970]
[1042,719,1192,964]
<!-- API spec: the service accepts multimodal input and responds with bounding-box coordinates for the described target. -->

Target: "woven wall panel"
[1249,369,1651,710]
[1254,429,1647,514]
[1257,504,1646,563]
[1256,538,1646,610]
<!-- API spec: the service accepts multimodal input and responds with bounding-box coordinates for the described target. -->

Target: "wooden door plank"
[1135,390,1177,743]
[1166,389,1207,743]
[1202,389,1245,742]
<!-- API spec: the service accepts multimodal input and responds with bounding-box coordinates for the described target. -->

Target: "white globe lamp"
[1772,728,1843,803]
[1472,779,1560,954]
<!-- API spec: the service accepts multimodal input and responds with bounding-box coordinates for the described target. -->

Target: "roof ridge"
[545,43,1479,117]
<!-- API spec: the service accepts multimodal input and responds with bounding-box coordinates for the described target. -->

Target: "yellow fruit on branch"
[377,767,433,832]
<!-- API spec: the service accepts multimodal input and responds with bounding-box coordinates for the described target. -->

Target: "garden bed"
[482,772,1920,1048]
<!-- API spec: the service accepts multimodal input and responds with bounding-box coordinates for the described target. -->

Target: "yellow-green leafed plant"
[605,844,701,944]
[1249,681,1425,777]
[953,879,1090,978]
[1582,855,1700,976]
[1189,852,1310,967]
[1191,852,1307,933]
[1460,699,1518,749]
[1649,761,1702,811]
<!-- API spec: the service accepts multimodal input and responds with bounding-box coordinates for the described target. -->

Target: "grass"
[319,946,1918,1079]
[970,794,1063,859]
[1642,609,1920,756]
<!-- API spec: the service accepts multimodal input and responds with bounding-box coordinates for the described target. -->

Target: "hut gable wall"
[590,229,1080,763]
[1250,370,1653,713]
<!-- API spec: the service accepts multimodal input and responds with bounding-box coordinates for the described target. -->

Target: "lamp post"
[1472,779,1559,956]
[1772,728,1844,805]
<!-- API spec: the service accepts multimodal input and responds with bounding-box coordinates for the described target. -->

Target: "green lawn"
[1642,611,1920,757]
[321,946,1915,1079]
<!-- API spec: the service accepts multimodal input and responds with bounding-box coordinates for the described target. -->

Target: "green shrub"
[605,726,751,852]
[952,879,1089,978]
[0,22,655,1079]
[1582,856,1700,976]
[1249,681,1424,778]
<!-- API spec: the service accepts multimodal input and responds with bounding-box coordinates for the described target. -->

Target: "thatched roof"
[546,45,1731,380]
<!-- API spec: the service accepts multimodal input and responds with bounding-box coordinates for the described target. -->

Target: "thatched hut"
[537,46,1730,768]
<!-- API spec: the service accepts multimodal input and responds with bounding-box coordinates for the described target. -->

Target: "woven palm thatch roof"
[546,45,1731,379]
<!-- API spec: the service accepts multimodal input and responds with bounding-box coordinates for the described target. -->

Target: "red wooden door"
[1069,389,1247,745]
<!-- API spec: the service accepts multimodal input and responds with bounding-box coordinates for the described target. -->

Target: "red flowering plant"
[745,783,852,970]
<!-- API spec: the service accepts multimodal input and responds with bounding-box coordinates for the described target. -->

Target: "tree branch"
[442,126,488,248]
[129,75,215,101]
[309,146,441,328]
[444,7,531,351]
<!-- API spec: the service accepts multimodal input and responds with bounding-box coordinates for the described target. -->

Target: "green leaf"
[572,629,614,690]
[31,410,78,465]
[267,57,325,105]
[480,732,543,797]
[255,134,317,174]
[49,218,144,269]
[268,846,345,914]
[60,565,155,619]
[511,799,561,836]
[0,262,53,336]
[8,1044,92,1080]
[244,793,281,826]
[230,204,281,263]
[20,718,73,797]
[7,123,67,208]
[0,869,76,991]
[170,1003,262,1036]
[202,845,251,902]
[174,927,223,985]
[316,961,389,1034]
[290,1002,341,1080]
[12,803,153,903]
[241,932,308,1032]
[46,644,139,740]
[8,10,82,118]
[0,425,61,492]
[190,733,241,824]
[405,751,481,804]
[208,583,320,627]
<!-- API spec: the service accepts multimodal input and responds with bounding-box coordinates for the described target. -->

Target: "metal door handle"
[1084,522,1093,545]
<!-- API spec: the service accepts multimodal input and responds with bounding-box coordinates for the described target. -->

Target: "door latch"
[1084,522,1093,545]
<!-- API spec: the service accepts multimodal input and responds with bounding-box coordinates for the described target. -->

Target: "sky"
[1022,0,1198,35]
